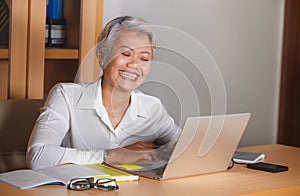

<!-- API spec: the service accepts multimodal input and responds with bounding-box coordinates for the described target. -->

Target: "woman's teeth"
[120,71,138,80]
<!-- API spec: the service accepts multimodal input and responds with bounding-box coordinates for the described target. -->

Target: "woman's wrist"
[103,149,109,163]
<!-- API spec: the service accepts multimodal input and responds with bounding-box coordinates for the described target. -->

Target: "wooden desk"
[1,144,299,196]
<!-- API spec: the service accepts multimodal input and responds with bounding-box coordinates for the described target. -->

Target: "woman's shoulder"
[46,82,97,105]
[51,82,94,91]
[133,90,162,104]
[133,90,169,118]
[47,82,97,100]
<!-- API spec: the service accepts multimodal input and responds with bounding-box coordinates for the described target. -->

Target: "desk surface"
[1,144,300,196]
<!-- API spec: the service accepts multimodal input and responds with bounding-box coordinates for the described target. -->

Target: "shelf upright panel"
[0,60,8,99]
[77,0,103,83]
[9,0,29,99]
[27,0,47,99]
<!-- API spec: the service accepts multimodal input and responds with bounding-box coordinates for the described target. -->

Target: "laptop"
[108,113,251,180]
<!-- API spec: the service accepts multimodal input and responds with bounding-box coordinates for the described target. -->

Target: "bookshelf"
[0,48,79,63]
[45,49,78,59]
[0,0,103,99]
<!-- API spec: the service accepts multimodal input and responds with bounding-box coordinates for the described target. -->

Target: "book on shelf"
[0,164,108,189]
[84,164,140,182]
[47,0,64,19]
[46,0,66,47]
[233,151,265,164]
[0,0,9,46]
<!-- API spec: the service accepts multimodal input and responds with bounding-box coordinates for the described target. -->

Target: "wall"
[103,0,285,147]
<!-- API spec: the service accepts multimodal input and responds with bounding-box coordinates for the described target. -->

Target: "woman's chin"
[116,83,138,93]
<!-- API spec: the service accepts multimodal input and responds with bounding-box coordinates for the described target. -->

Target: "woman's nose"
[127,58,139,69]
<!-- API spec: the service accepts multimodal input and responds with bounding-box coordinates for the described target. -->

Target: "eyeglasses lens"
[95,179,119,191]
[69,178,93,190]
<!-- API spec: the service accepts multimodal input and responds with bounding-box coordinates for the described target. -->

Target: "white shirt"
[26,78,181,170]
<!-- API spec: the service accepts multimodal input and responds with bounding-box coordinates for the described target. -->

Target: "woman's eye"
[141,58,150,62]
[121,52,130,57]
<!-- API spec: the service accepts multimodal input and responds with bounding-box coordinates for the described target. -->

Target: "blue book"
[47,0,64,19]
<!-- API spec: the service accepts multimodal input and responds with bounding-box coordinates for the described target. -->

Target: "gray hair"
[96,16,156,71]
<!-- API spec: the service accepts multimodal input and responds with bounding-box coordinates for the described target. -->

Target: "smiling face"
[102,31,153,93]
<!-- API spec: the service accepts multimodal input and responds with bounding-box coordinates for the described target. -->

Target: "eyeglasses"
[68,178,119,191]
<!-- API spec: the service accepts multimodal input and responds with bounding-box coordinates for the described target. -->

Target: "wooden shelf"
[1,0,103,99]
[0,49,8,59]
[0,49,79,60]
[45,49,79,59]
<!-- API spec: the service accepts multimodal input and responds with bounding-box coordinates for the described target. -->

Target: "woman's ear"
[96,50,104,66]
[96,50,101,60]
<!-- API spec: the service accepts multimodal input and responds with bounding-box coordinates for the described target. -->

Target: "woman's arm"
[26,84,105,170]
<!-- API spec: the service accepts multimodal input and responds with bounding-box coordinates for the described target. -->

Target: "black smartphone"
[247,162,288,173]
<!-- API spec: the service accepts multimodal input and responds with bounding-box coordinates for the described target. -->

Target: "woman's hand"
[123,141,156,151]
[105,142,156,164]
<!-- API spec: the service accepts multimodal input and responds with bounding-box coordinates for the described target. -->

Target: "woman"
[26,16,181,170]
